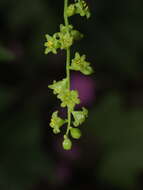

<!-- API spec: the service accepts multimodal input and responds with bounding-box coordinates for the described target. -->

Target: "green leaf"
[48,78,68,95]
[72,107,88,127]
[70,52,93,75]
[0,46,15,61]
[50,111,66,134]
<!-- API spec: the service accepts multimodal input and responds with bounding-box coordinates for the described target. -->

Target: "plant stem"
[64,0,71,136]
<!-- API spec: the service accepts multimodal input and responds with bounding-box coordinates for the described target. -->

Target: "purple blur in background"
[71,72,95,106]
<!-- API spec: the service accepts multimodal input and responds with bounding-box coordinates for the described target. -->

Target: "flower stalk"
[64,0,72,136]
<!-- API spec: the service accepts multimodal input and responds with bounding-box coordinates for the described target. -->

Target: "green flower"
[45,0,92,150]
[60,24,73,33]
[58,24,74,49]
[50,111,66,134]
[72,107,88,127]
[57,89,80,111]
[48,79,80,111]
[67,0,91,19]
[75,0,91,19]
[48,78,67,95]
[44,34,60,54]
[57,25,83,49]
[70,52,93,75]
[59,32,73,49]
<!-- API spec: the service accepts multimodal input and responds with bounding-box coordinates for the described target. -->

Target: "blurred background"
[0,0,143,189]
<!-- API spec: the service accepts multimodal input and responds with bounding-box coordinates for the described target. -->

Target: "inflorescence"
[44,0,93,150]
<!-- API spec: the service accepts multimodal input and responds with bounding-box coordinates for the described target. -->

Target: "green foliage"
[44,0,93,150]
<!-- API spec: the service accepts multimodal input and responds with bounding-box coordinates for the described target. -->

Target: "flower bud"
[62,138,72,150]
[67,4,75,17]
[70,128,81,139]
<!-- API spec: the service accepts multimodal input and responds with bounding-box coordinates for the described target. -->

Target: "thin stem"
[64,0,69,26]
[64,0,71,136]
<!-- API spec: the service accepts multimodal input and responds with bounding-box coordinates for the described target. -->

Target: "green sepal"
[72,107,88,127]
[57,89,80,111]
[48,78,68,95]
[70,52,93,75]
[67,0,91,19]
[70,128,82,139]
[50,111,66,134]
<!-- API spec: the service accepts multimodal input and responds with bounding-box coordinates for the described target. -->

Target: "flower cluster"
[49,79,80,111]
[44,0,93,150]
[67,0,91,18]
[44,24,83,55]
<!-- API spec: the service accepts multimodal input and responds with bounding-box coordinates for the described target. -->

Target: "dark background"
[0,0,143,189]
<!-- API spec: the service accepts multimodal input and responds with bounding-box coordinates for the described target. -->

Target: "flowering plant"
[44,0,93,150]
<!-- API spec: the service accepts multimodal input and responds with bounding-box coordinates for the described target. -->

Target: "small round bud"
[70,128,81,139]
[71,30,83,41]
[62,138,72,150]
[67,4,75,17]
